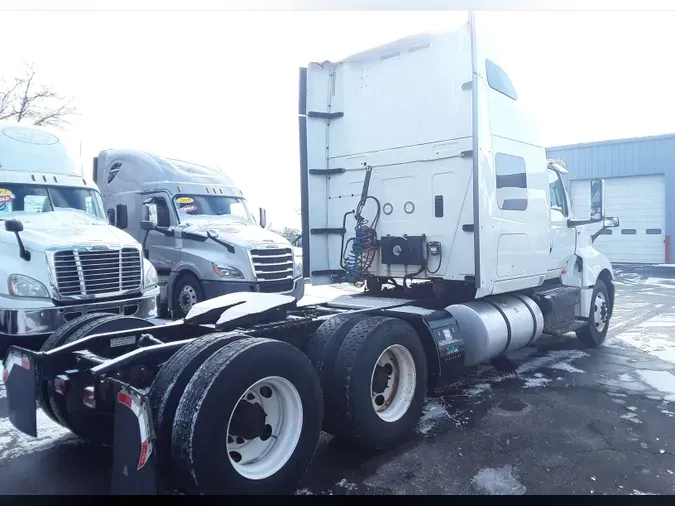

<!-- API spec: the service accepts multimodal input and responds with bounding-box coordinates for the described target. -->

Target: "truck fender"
[571,242,614,320]
[378,309,465,393]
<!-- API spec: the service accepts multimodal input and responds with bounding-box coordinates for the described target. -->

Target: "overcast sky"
[1,10,673,229]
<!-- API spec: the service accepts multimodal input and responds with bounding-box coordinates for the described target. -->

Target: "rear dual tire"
[155,336,322,495]
[40,314,154,445]
[307,315,428,450]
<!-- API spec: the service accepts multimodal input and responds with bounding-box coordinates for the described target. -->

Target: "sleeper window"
[495,153,528,211]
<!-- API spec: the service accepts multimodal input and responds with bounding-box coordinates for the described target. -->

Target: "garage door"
[570,175,665,264]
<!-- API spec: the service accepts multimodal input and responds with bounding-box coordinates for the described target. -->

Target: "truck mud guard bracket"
[310,228,346,235]
[306,111,344,120]
[309,168,346,175]
[310,269,345,278]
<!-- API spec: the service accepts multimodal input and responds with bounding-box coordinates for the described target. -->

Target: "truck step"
[545,319,587,336]
[531,284,580,302]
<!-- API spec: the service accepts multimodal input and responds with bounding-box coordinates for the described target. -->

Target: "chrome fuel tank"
[446,294,544,367]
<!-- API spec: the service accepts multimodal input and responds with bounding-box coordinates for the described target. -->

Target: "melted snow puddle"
[472,465,526,495]
[0,409,82,461]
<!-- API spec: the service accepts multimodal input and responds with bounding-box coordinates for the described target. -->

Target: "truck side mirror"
[603,216,620,228]
[259,207,267,229]
[143,204,151,222]
[590,179,605,220]
[4,219,23,233]
[140,220,155,231]
[116,204,128,230]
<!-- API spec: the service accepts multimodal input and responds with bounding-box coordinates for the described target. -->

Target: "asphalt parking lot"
[2,265,675,495]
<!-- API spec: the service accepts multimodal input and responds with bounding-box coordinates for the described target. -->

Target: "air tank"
[446,294,544,367]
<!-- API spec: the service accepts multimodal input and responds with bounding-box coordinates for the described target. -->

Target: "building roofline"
[547,132,675,151]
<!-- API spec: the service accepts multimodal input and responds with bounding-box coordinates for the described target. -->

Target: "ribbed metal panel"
[546,134,675,181]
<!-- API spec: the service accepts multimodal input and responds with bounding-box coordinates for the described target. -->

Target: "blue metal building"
[546,134,675,264]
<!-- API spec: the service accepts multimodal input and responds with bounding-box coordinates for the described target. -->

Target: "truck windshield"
[0,183,105,219]
[173,194,254,223]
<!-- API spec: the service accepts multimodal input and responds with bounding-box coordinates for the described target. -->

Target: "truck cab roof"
[0,121,81,177]
[96,149,243,198]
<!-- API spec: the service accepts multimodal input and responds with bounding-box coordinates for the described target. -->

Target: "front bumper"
[0,286,160,339]
[201,276,305,302]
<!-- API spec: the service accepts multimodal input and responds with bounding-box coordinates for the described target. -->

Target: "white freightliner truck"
[0,121,160,357]
[92,150,304,318]
[3,16,620,496]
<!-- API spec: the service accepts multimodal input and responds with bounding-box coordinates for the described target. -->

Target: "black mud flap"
[2,346,38,437]
[110,383,158,495]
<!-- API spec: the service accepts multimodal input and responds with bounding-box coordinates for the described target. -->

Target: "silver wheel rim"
[179,285,198,314]
[226,376,303,480]
[593,291,608,333]
[370,344,417,423]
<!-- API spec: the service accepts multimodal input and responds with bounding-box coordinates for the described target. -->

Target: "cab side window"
[146,198,171,228]
[548,169,568,216]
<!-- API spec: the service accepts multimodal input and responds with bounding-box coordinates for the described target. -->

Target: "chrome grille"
[53,247,142,298]
[250,247,294,283]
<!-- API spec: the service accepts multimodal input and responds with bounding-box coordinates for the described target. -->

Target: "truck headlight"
[144,260,158,289]
[8,274,49,298]
[213,263,244,279]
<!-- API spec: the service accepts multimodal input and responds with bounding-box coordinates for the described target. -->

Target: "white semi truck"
[0,121,160,357]
[3,16,619,496]
[93,150,304,318]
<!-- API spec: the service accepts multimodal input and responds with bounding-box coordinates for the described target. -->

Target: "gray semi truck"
[93,150,304,318]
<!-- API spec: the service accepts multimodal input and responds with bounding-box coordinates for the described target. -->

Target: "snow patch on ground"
[620,412,642,424]
[631,489,656,495]
[613,322,675,365]
[523,375,551,389]
[550,361,585,374]
[644,277,675,290]
[465,383,492,398]
[472,465,526,495]
[516,350,588,376]
[637,370,675,402]
[294,488,314,495]
[335,478,358,492]
[416,400,451,435]
[0,409,82,461]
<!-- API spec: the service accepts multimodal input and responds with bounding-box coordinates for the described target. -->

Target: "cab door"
[143,192,179,275]
[547,167,576,274]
